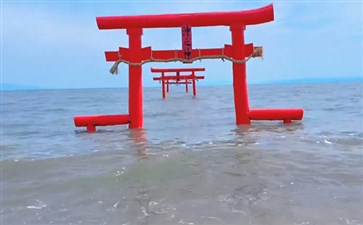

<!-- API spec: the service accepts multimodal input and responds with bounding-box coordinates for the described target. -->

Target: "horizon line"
[1,76,362,91]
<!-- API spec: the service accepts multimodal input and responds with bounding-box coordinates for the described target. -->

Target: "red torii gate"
[151,67,205,98]
[74,4,303,132]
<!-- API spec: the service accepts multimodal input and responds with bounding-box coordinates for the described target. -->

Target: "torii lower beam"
[74,114,130,132]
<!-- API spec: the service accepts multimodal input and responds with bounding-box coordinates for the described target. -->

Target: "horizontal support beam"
[105,44,258,62]
[248,108,304,124]
[153,75,205,80]
[152,47,232,61]
[151,67,205,73]
[164,81,192,84]
[96,4,273,29]
[74,114,130,132]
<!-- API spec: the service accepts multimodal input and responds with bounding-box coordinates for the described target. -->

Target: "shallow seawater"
[1,83,363,225]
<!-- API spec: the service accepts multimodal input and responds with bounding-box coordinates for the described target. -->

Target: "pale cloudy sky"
[1,0,362,89]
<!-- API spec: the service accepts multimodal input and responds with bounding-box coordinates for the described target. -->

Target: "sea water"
[1,83,362,225]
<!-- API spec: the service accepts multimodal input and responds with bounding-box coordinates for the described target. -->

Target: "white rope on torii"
[109,47,263,75]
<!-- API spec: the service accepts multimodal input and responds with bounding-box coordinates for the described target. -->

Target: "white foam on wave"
[26,200,47,210]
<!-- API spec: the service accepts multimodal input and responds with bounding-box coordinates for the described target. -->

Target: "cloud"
[2,3,126,51]
[2,3,129,88]
[245,2,362,82]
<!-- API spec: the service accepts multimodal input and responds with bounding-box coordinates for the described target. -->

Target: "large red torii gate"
[74,4,303,132]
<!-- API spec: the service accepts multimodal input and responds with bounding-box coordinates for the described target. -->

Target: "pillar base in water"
[248,108,304,124]
[74,114,130,132]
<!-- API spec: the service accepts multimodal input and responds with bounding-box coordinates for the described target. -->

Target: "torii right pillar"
[231,24,250,124]
[230,24,303,125]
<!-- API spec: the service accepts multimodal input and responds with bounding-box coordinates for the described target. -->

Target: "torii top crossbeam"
[96,4,274,29]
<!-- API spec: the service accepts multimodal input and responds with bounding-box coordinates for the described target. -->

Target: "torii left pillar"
[127,28,143,128]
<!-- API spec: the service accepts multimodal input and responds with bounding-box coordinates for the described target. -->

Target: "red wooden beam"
[96,4,273,29]
[151,67,205,73]
[248,109,304,124]
[164,81,192,84]
[74,114,130,132]
[151,48,228,62]
[153,75,204,80]
[104,44,258,62]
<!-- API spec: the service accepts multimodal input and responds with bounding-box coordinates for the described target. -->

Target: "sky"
[1,0,362,89]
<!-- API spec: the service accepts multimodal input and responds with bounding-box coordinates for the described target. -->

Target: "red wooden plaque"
[181,25,192,61]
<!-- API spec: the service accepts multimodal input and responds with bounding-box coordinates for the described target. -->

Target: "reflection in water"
[233,122,304,135]
[129,129,149,160]
[230,123,305,150]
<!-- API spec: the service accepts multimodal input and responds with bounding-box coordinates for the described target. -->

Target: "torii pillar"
[231,24,250,124]
[127,28,143,128]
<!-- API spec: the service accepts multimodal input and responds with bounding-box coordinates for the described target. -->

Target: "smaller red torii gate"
[151,67,205,98]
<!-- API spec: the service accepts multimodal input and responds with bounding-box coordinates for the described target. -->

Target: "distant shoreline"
[1,77,362,91]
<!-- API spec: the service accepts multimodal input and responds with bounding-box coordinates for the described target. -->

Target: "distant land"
[1,83,43,91]
[257,76,363,85]
[1,77,362,91]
